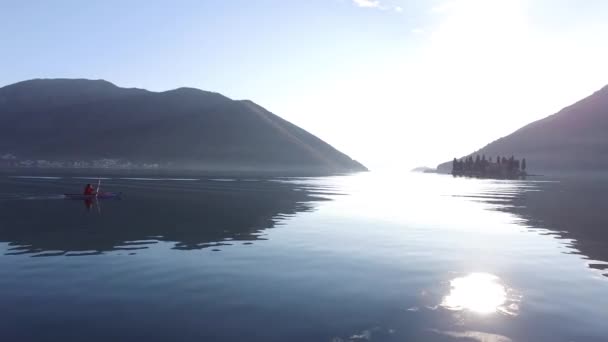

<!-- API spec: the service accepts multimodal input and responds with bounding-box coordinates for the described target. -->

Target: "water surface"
[0,172,607,341]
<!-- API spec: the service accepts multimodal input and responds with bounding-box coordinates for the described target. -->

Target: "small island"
[451,155,526,179]
[411,166,437,173]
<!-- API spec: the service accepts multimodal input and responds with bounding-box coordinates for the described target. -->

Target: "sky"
[2,0,608,170]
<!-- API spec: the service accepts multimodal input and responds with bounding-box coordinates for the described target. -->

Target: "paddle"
[95,178,101,199]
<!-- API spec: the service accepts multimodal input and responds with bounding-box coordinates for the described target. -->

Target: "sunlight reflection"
[441,273,514,314]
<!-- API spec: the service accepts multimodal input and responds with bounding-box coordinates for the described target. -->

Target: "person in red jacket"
[83,184,96,195]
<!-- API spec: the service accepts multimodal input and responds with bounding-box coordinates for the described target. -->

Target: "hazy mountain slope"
[0,79,366,173]
[437,85,608,174]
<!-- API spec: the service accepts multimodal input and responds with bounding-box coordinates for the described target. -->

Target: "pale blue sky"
[1,0,423,95]
[2,0,608,169]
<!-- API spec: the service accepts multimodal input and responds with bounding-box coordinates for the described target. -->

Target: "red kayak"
[64,192,122,200]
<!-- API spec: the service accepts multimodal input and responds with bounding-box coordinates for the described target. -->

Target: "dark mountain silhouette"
[0,79,366,174]
[437,84,608,174]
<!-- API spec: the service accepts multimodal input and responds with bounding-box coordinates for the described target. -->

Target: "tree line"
[452,155,526,177]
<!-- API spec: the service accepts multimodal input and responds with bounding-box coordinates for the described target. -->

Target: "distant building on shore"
[451,155,526,178]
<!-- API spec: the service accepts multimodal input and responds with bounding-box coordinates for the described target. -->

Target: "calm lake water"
[1,172,607,342]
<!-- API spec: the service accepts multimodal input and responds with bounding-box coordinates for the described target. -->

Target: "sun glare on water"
[441,273,513,314]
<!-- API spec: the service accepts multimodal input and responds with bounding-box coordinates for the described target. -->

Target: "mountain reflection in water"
[455,177,608,277]
[0,176,334,256]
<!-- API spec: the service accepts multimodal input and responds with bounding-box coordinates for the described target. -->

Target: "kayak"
[64,192,122,200]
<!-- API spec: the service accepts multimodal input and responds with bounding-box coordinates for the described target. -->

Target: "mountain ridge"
[437,84,608,174]
[0,78,367,174]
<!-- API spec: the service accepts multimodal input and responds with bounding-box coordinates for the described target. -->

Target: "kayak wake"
[64,192,123,200]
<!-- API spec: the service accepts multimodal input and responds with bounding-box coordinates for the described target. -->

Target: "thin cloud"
[431,1,458,13]
[351,0,403,12]
[352,0,381,8]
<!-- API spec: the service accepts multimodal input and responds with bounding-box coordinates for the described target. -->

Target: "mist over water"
[0,172,607,341]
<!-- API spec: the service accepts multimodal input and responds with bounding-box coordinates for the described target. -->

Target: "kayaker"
[83,184,96,195]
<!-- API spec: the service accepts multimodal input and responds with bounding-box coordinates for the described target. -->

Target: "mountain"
[0,79,367,174]
[411,166,436,173]
[437,85,608,174]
